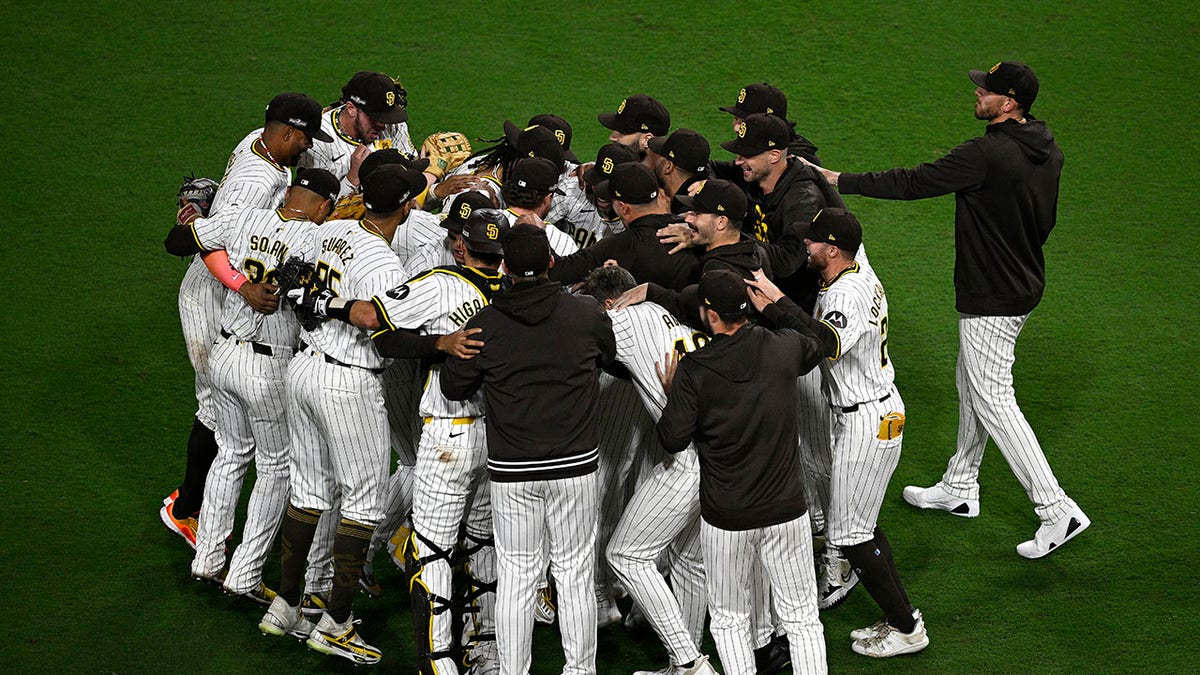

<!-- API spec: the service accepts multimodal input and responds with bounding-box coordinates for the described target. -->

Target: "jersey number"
[315,261,344,295]
[243,257,277,284]
[879,315,890,368]
[673,332,709,356]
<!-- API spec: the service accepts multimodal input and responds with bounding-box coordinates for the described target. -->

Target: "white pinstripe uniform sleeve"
[605,304,712,663]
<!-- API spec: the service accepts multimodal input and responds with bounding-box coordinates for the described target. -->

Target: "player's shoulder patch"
[823,310,848,330]
[385,284,410,300]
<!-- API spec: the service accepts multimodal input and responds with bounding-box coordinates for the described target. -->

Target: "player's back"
[375,266,504,419]
[301,218,406,369]
[210,129,290,217]
[610,301,709,418]
[219,208,318,347]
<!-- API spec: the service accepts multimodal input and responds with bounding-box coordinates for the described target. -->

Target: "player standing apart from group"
[806,61,1089,558]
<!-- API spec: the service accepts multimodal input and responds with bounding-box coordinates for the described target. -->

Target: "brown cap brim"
[720,138,767,156]
[968,69,989,89]
[365,106,408,124]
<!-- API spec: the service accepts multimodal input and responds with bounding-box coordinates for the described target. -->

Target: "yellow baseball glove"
[421,131,472,179]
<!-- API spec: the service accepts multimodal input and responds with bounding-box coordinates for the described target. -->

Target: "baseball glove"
[421,132,473,179]
[178,174,218,216]
[274,256,315,297]
[330,193,366,221]
[286,278,336,333]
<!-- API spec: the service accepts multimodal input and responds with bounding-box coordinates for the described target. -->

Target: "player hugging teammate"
[159,64,1085,672]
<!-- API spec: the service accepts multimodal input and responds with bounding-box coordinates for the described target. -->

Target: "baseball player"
[598,94,671,160]
[296,208,508,674]
[441,223,616,675]
[166,170,340,602]
[161,92,331,546]
[497,157,580,258]
[657,270,828,675]
[258,165,427,666]
[581,266,717,675]
[750,208,928,658]
[645,128,711,215]
[806,62,1089,560]
[718,82,822,165]
[299,71,416,199]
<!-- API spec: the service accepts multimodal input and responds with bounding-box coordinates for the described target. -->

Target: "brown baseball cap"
[720,113,789,157]
[583,142,641,186]
[806,207,862,253]
[598,94,670,136]
[699,269,749,315]
[647,128,711,175]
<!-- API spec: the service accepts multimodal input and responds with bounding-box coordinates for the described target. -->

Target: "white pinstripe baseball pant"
[607,450,705,665]
[943,314,1076,523]
[177,262,224,429]
[795,370,832,530]
[702,514,826,675]
[827,391,904,547]
[192,338,291,589]
[286,351,388,525]
[412,417,493,668]
[492,472,599,675]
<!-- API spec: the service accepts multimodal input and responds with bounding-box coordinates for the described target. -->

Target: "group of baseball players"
[158,63,1089,674]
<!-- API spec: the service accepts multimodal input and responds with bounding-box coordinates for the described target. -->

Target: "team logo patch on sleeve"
[386,285,410,300]
[824,310,848,329]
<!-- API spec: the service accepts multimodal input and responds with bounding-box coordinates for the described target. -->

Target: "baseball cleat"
[301,591,330,618]
[358,562,382,597]
[902,483,980,518]
[852,615,929,658]
[191,566,228,585]
[1016,506,1090,559]
[633,653,719,675]
[159,503,198,550]
[851,609,923,641]
[306,612,382,666]
[259,595,315,639]
[596,590,623,628]
[534,582,556,624]
[817,548,859,610]
[163,489,179,506]
[223,582,277,606]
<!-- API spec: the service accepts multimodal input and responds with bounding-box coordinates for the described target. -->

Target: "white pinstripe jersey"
[814,262,895,408]
[610,302,710,418]
[299,106,416,198]
[372,266,504,419]
[390,209,445,266]
[210,129,291,217]
[191,208,318,347]
[498,208,579,258]
[547,168,625,248]
[301,219,408,369]
[403,236,455,280]
[184,129,292,289]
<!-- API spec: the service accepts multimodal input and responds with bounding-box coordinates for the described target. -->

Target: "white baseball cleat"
[633,654,720,675]
[902,483,980,518]
[851,609,922,641]
[817,547,858,610]
[1016,506,1090,559]
[306,612,382,665]
[259,595,315,639]
[852,615,929,658]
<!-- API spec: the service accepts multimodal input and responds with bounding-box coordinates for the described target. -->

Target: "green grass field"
[3,1,1198,672]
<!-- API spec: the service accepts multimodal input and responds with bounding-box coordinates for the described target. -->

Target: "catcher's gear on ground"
[422,132,473,179]
[178,174,218,216]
